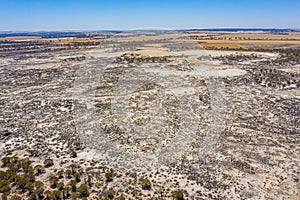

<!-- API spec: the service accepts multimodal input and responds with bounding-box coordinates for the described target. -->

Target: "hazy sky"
[1,0,300,31]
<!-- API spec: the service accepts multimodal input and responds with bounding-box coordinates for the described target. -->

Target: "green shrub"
[141,178,151,190]
[107,188,115,199]
[65,169,72,178]
[15,175,29,191]
[0,185,10,194]
[33,165,45,176]
[172,190,184,200]
[49,176,59,188]
[1,193,7,200]
[71,150,77,158]
[71,192,80,200]
[73,172,81,182]
[58,181,64,190]
[50,190,62,199]
[105,171,113,182]
[57,170,64,179]
[43,158,54,168]
[77,183,89,197]
[68,179,77,192]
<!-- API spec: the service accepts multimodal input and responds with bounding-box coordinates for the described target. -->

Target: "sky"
[0,0,300,31]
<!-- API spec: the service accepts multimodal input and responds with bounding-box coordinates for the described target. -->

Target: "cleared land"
[0,30,299,200]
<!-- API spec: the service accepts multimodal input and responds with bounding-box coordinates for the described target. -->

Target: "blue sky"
[0,0,300,31]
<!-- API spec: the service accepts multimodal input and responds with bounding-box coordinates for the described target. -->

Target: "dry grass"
[40,38,103,44]
[198,41,242,49]
[186,32,300,49]
[132,47,177,57]
[290,196,300,200]
[2,32,300,51]
[110,32,300,50]
[197,39,300,49]
[144,43,163,48]
[188,32,300,40]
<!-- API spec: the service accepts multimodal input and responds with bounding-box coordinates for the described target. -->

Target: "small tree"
[71,150,77,158]
[25,182,34,195]
[61,187,71,199]
[71,192,80,200]
[1,193,7,200]
[0,180,9,188]
[69,164,77,174]
[49,176,59,188]
[34,181,44,190]
[43,158,54,168]
[44,190,51,199]
[86,174,93,187]
[172,190,184,200]
[107,188,115,199]
[65,169,72,179]
[4,169,16,180]
[20,158,32,173]
[73,173,81,182]
[57,182,64,190]
[74,141,81,150]
[68,180,77,192]
[118,194,126,200]
[50,190,61,200]
[57,170,64,179]
[0,185,10,194]
[34,181,44,200]
[1,156,18,168]
[15,175,28,192]
[141,178,151,190]
[34,165,45,176]
[25,168,35,182]
[105,171,113,182]
[77,183,89,198]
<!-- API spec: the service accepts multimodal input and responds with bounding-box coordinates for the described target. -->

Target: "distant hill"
[0,28,299,38]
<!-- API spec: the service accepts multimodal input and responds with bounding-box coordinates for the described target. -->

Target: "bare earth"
[0,31,299,200]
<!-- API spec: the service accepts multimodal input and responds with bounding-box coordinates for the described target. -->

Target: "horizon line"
[1,27,300,33]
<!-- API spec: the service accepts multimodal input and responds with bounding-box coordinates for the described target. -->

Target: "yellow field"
[196,39,300,49]
[188,32,300,40]
[1,32,300,51]
[187,32,300,49]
